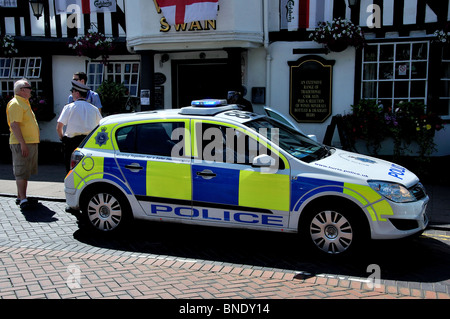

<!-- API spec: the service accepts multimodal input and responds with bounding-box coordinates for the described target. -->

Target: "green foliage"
[342,100,445,161]
[96,80,129,115]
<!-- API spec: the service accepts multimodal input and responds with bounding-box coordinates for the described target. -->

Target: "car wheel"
[301,204,363,256]
[81,187,130,233]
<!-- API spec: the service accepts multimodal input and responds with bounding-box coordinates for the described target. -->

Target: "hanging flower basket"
[0,35,18,57]
[68,30,114,64]
[309,18,365,52]
[326,40,349,52]
[433,28,450,46]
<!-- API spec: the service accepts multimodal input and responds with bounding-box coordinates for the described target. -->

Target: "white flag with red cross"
[155,0,219,25]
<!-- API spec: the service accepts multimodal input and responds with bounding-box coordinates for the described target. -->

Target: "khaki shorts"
[10,143,39,180]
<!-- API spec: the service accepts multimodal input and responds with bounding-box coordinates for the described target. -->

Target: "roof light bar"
[191,99,228,107]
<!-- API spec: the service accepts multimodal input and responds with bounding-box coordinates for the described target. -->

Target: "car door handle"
[125,163,144,171]
[196,169,216,179]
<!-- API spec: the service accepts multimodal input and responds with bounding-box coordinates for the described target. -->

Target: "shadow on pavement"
[73,219,450,285]
[21,203,59,223]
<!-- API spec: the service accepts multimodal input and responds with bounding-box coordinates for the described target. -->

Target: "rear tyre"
[81,187,131,233]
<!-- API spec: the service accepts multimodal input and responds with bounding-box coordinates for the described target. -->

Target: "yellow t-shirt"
[6,95,40,144]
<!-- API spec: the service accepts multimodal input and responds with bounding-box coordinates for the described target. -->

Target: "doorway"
[171,59,234,108]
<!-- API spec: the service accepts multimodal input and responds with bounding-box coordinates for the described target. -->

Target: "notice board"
[288,56,335,123]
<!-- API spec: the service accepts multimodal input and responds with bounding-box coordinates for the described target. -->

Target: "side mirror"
[252,154,275,168]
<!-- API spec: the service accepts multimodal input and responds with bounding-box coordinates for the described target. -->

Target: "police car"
[64,99,429,255]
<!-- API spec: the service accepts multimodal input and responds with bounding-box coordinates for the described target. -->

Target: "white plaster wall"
[255,41,356,144]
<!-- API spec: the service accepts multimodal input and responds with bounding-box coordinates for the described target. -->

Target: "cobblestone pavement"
[0,197,449,303]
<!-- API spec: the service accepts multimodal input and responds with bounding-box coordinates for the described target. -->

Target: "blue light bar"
[191,99,228,107]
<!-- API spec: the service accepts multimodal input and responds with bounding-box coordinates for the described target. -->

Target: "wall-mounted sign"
[140,89,150,106]
[288,55,334,123]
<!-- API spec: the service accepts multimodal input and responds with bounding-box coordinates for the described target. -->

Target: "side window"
[116,125,136,153]
[116,122,185,157]
[195,122,284,169]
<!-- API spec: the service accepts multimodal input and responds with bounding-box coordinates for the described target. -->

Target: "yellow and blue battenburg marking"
[291,176,393,222]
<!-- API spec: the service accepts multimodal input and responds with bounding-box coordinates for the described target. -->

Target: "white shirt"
[57,99,102,138]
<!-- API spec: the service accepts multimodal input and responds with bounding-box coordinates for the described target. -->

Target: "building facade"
[1,0,449,156]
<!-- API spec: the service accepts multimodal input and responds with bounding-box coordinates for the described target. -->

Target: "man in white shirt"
[57,80,102,172]
[68,72,102,113]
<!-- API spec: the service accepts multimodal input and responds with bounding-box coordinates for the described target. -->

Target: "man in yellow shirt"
[6,79,40,210]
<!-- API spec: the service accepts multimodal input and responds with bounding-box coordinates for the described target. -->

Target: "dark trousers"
[62,135,87,172]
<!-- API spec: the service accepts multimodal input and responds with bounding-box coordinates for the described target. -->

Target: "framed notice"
[140,89,150,105]
[288,55,335,123]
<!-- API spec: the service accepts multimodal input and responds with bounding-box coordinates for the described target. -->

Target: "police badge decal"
[95,127,109,146]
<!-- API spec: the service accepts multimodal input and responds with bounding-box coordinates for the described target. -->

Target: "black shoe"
[20,200,32,211]
[27,198,39,205]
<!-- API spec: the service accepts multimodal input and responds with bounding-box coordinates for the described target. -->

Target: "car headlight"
[368,180,416,203]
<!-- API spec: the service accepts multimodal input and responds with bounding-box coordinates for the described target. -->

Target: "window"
[194,121,286,169]
[87,61,140,96]
[0,58,12,78]
[361,42,429,111]
[439,47,450,119]
[0,57,43,96]
[116,122,184,157]
[87,63,104,92]
[194,122,255,165]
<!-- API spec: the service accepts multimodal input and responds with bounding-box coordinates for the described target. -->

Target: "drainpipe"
[264,0,272,107]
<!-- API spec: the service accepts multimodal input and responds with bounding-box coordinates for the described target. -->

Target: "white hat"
[71,80,90,93]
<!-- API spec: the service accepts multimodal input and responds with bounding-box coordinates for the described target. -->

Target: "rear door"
[114,119,193,220]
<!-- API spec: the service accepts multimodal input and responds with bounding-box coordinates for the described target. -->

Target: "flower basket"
[68,30,114,64]
[309,18,365,52]
[326,40,348,52]
[433,28,450,46]
[0,35,18,57]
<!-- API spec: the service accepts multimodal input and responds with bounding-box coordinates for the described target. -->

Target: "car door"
[264,107,317,141]
[115,119,193,220]
[190,119,291,229]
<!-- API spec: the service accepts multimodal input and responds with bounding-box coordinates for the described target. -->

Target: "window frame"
[0,57,43,96]
[361,41,430,111]
[439,47,450,120]
[87,61,141,97]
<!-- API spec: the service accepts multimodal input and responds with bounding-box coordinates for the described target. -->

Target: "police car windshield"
[245,118,329,163]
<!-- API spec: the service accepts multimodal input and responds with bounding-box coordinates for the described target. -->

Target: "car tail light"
[70,150,84,170]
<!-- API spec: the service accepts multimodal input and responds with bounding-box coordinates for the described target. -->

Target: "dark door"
[172,60,233,108]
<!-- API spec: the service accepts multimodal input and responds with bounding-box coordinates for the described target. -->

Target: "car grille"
[409,183,427,200]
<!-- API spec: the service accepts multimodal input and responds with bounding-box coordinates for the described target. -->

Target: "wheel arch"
[79,181,133,218]
[297,195,371,237]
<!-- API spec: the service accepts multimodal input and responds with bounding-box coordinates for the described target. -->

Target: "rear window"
[116,122,185,157]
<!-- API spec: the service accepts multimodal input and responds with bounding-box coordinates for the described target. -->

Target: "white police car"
[64,99,429,255]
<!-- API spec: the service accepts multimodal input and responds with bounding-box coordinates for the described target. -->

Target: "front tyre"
[301,204,365,256]
[81,187,131,233]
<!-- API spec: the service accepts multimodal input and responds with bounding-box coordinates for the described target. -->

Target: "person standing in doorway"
[6,79,40,210]
[68,72,103,113]
[227,86,253,112]
[57,80,102,172]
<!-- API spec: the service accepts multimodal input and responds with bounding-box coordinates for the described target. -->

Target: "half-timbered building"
[1,0,449,158]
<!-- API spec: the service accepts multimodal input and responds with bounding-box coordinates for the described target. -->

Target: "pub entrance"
[171,59,235,108]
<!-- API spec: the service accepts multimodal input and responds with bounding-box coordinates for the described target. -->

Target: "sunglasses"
[22,86,32,90]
